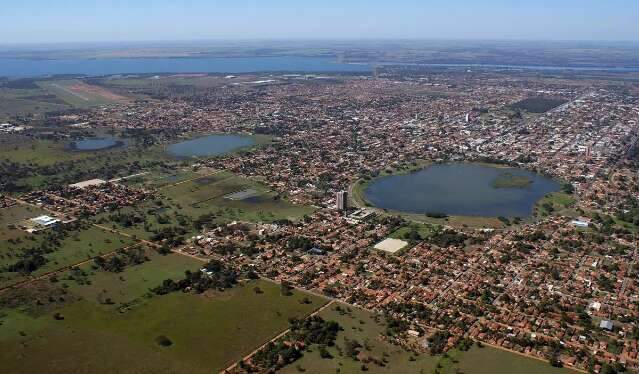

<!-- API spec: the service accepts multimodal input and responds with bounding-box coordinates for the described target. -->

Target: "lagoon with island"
[363,163,561,218]
[166,134,255,158]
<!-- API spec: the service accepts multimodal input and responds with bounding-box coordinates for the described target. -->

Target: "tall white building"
[336,191,348,211]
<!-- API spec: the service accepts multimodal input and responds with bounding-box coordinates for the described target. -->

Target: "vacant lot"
[0,279,327,374]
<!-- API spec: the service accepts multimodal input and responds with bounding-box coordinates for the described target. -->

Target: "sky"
[2,0,639,44]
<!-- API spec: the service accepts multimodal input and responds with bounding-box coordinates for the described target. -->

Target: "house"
[600,320,614,331]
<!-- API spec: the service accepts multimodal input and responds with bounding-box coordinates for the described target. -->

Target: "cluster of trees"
[514,230,547,242]
[288,316,341,346]
[250,341,302,370]
[152,260,237,295]
[150,226,187,246]
[5,248,47,274]
[384,301,432,321]
[385,317,410,337]
[428,331,451,354]
[286,236,314,251]
[4,221,87,274]
[193,213,217,230]
[93,247,148,273]
[251,316,341,370]
[427,229,468,247]
[616,198,639,225]
[108,212,144,228]
[424,212,448,219]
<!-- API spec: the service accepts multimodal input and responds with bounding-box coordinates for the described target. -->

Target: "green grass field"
[98,171,314,240]
[163,173,314,221]
[0,279,328,374]
[281,302,573,374]
[535,192,577,218]
[0,224,134,288]
[118,168,203,189]
[281,302,440,374]
[63,249,202,306]
[0,139,94,166]
[0,204,47,242]
[0,86,69,121]
[390,222,436,241]
[456,345,571,374]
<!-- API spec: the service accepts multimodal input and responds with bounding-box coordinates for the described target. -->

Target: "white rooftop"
[374,238,409,254]
[69,179,107,189]
[31,215,59,226]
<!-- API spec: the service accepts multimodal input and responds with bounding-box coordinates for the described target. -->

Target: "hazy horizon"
[3,0,639,44]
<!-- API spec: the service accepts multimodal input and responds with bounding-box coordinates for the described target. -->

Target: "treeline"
[151,259,237,295]
[93,247,148,273]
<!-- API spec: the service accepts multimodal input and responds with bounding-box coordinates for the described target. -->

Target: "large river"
[0,56,370,77]
[364,163,561,218]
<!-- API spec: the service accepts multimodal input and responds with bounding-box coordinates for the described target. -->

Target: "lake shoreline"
[165,132,270,159]
[351,161,565,228]
[66,138,126,152]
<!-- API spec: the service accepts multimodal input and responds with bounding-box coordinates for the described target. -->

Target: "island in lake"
[491,172,533,189]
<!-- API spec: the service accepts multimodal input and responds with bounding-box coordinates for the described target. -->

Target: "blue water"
[167,134,255,158]
[379,62,639,72]
[71,137,123,151]
[364,163,561,217]
[0,57,370,77]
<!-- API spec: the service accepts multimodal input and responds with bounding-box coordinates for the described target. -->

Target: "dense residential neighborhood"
[2,67,638,373]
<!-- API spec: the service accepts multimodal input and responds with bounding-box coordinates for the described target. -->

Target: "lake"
[69,137,125,151]
[0,57,370,78]
[363,163,561,217]
[167,134,255,158]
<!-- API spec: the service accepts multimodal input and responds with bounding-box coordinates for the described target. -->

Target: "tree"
[281,281,293,296]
